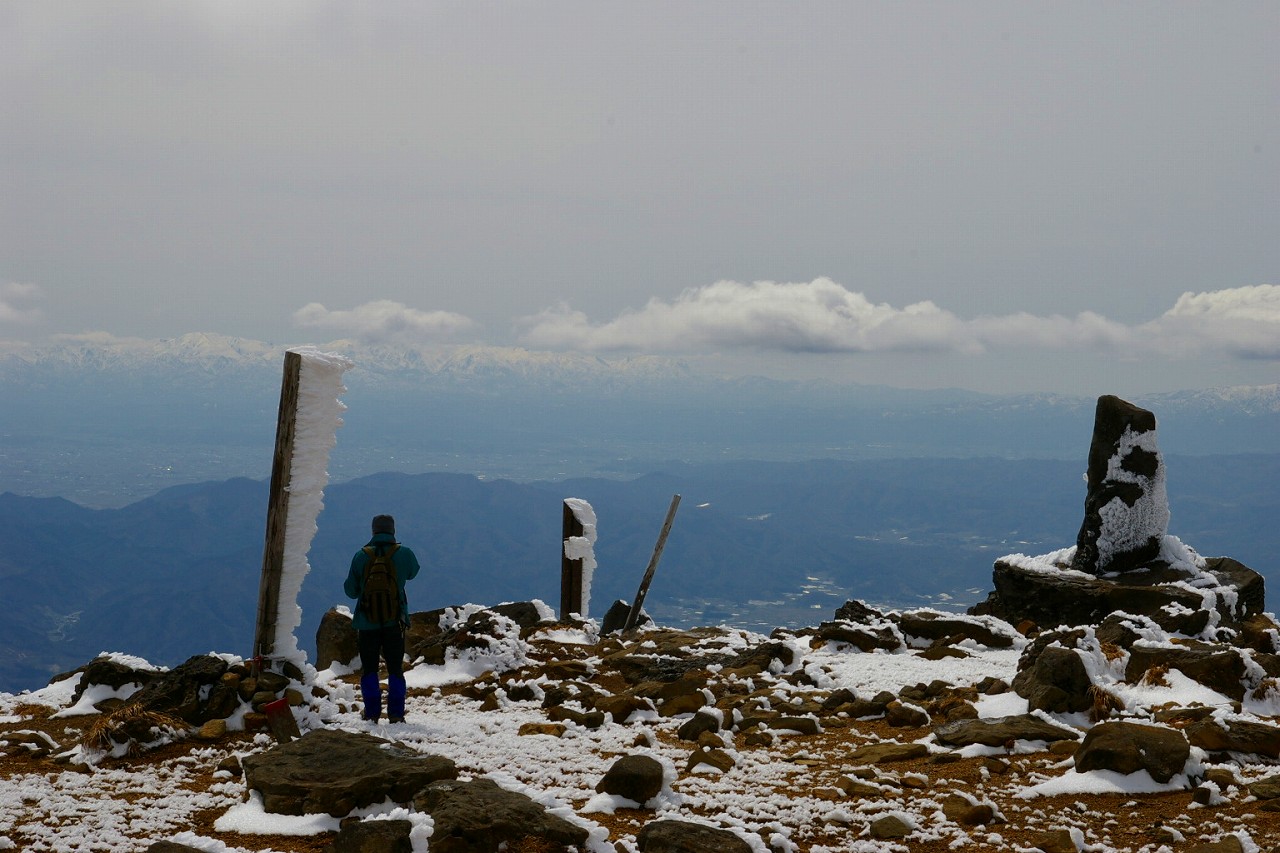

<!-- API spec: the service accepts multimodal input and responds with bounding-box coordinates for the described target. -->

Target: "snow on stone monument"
[1070,394,1170,575]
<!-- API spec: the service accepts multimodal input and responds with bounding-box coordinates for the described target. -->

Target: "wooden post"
[560,501,584,619]
[624,494,681,631]
[253,351,302,663]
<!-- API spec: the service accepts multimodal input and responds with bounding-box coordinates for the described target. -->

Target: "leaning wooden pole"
[253,350,303,664]
[624,493,681,631]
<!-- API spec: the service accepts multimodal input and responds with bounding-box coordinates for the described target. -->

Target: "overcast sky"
[2,1,1277,394]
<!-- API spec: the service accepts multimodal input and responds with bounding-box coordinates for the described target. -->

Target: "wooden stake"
[560,500,584,619]
[624,494,681,631]
[253,351,302,662]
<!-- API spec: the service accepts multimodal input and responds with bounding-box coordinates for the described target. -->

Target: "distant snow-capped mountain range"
[1,331,1277,414]
[0,332,692,385]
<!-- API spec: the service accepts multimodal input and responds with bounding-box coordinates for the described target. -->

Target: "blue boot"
[387,674,407,723]
[360,673,382,721]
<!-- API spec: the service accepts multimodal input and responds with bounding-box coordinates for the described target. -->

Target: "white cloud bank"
[0,283,43,325]
[1149,284,1280,359]
[293,300,475,342]
[517,278,1280,360]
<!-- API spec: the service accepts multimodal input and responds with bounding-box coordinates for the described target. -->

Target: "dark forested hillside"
[1,454,1276,693]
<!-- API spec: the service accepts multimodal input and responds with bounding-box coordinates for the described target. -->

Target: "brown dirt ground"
[5,692,1280,852]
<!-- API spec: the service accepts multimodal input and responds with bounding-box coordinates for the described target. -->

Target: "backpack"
[359,544,401,625]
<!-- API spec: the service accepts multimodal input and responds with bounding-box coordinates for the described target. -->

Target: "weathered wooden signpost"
[250,347,351,691]
[253,350,302,668]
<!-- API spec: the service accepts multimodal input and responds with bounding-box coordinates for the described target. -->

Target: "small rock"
[1185,836,1245,853]
[981,757,1010,775]
[216,755,242,778]
[1034,828,1078,853]
[196,719,227,741]
[834,776,885,798]
[885,701,929,728]
[686,747,735,774]
[596,755,665,805]
[1249,774,1280,800]
[869,814,912,839]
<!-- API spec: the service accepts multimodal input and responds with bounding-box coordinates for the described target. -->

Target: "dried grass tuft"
[1139,663,1170,688]
[1087,684,1125,722]
[1251,677,1279,702]
[80,704,189,756]
[1099,642,1126,662]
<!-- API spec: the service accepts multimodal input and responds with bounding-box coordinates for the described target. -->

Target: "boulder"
[1186,717,1280,758]
[596,754,665,805]
[1013,646,1093,714]
[323,819,413,853]
[933,715,1078,748]
[721,641,795,676]
[677,711,720,741]
[127,655,231,724]
[242,729,457,817]
[636,818,753,853]
[1073,721,1189,783]
[601,599,652,634]
[414,777,589,852]
[1125,643,1248,700]
[488,601,547,632]
[70,657,157,706]
[1070,395,1168,575]
[1249,775,1280,800]
[848,742,929,764]
[406,605,540,668]
[810,621,901,652]
[970,557,1263,634]
[834,598,887,622]
[894,611,1015,649]
[315,608,359,671]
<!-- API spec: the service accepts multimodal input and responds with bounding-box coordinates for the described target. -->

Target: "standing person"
[344,514,421,723]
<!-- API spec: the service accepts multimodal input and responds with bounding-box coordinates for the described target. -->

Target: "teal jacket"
[344,532,421,630]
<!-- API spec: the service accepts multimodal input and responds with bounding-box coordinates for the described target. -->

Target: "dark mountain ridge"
[2,454,1276,694]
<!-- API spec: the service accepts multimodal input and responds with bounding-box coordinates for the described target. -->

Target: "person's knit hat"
[371,514,395,535]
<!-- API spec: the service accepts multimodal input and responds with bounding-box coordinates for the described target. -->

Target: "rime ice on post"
[253,347,353,672]
[562,498,598,617]
[1071,395,1170,575]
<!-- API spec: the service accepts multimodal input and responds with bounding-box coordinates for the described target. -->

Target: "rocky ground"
[3,596,1280,853]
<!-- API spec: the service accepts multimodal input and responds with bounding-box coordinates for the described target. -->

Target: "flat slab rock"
[636,818,754,853]
[970,556,1263,633]
[933,714,1079,748]
[241,728,457,817]
[414,777,589,852]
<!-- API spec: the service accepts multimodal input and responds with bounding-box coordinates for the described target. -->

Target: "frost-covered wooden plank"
[254,347,353,667]
[562,498,597,618]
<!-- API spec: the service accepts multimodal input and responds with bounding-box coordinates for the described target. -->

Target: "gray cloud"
[0,283,43,325]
